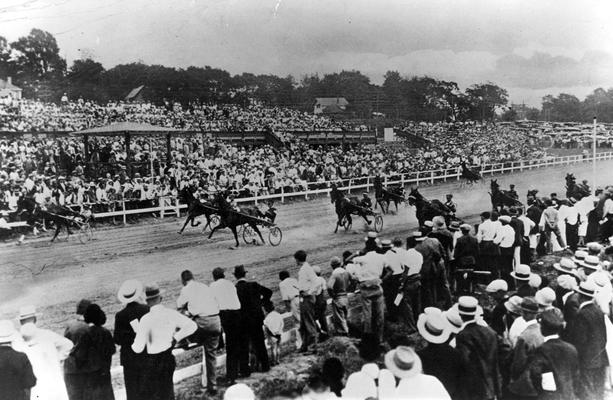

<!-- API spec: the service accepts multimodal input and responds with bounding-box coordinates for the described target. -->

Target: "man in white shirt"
[352,241,386,345]
[210,267,242,385]
[176,270,221,394]
[132,284,197,399]
[296,250,318,352]
[494,216,516,289]
[382,238,413,329]
[278,270,300,323]
[477,211,501,273]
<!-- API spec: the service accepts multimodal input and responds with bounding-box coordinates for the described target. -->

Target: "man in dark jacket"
[416,308,463,399]
[416,233,451,309]
[454,296,502,400]
[63,299,92,400]
[113,280,150,400]
[0,320,36,400]
[234,264,273,376]
[565,281,609,400]
[509,308,579,400]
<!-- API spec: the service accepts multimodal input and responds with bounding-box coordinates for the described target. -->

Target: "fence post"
[175,197,180,217]
[401,173,405,187]
[160,197,165,219]
[366,176,370,192]
[430,171,434,184]
[384,175,388,189]
[201,347,207,387]
[416,171,420,186]
[281,186,285,204]
[122,199,127,225]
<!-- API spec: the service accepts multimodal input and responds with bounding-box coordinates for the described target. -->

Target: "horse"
[17,196,83,242]
[407,187,451,227]
[207,191,266,248]
[460,161,482,186]
[565,173,590,200]
[373,180,405,214]
[330,184,372,233]
[178,187,219,234]
[490,179,523,212]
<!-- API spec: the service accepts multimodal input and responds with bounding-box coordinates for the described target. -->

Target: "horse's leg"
[252,223,265,244]
[208,224,221,240]
[51,224,61,242]
[202,214,211,232]
[230,225,240,248]
[179,216,191,234]
[394,200,399,213]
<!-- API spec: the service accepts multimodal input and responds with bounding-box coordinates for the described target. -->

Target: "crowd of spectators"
[0,104,558,215]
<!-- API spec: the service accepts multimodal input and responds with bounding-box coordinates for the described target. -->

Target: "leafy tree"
[541,93,582,122]
[464,82,508,120]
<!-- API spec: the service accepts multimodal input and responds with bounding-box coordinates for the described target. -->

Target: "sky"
[0,0,612,107]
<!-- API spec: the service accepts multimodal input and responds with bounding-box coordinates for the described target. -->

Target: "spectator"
[416,308,463,399]
[385,345,451,399]
[326,256,350,336]
[278,270,300,323]
[131,284,197,400]
[312,265,329,341]
[176,270,221,395]
[509,298,544,381]
[0,319,36,400]
[113,280,149,400]
[296,250,318,353]
[321,357,344,397]
[233,264,272,374]
[63,299,92,400]
[210,267,242,385]
[263,302,283,366]
[17,305,73,400]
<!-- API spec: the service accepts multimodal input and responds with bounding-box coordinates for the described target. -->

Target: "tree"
[464,82,509,120]
[11,29,66,80]
[0,35,13,78]
[67,58,106,101]
[541,93,582,122]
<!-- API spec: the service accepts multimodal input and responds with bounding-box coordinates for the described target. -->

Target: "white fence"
[94,152,613,222]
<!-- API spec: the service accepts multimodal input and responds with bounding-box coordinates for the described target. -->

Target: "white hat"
[0,320,16,344]
[504,295,523,314]
[576,281,597,298]
[582,255,601,270]
[557,274,578,291]
[384,346,423,379]
[224,383,255,400]
[117,280,144,304]
[499,215,511,223]
[535,287,556,308]
[18,305,38,320]
[511,264,531,281]
[485,279,508,293]
[457,296,479,316]
[573,250,588,265]
[443,307,463,334]
[417,307,450,344]
[529,274,542,289]
[554,258,577,275]
[342,371,377,399]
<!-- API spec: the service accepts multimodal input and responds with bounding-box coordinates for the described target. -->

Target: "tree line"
[1,28,612,122]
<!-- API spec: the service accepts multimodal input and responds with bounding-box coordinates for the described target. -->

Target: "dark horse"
[330,184,372,233]
[373,180,405,214]
[178,187,219,234]
[207,191,266,248]
[565,173,590,200]
[490,179,523,212]
[407,187,451,227]
[17,196,83,242]
[460,161,482,185]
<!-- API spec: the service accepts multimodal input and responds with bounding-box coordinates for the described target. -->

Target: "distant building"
[510,103,531,120]
[314,97,349,115]
[0,77,22,100]
[125,85,146,102]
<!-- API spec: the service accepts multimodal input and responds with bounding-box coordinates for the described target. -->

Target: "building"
[0,77,22,100]
[314,97,349,115]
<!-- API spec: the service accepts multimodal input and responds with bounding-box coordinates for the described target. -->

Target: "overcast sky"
[1,0,612,106]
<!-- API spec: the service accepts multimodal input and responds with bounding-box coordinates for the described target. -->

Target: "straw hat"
[457,296,479,316]
[504,295,523,315]
[417,307,451,344]
[582,255,601,271]
[576,281,596,298]
[384,346,423,379]
[485,279,508,293]
[144,284,162,301]
[117,280,144,304]
[553,258,577,275]
[535,287,556,309]
[0,320,16,344]
[443,307,463,334]
[511,264,532,281]
[224,383,255,400]
[18,305,38,321]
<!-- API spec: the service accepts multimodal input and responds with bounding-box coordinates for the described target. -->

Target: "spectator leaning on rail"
[326,256,350,336]
[176,270,222,395]
[296,250,319,353]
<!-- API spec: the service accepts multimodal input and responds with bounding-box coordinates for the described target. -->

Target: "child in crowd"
[263,302,284,366]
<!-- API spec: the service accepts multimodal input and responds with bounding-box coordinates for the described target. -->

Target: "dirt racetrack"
[0,159,610,338]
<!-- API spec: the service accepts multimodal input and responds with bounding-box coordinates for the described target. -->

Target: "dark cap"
[145,284,161,300]
[539,308,565,331]
[233,264,247,278]
[212,267,225,280]
[520,297,539,314]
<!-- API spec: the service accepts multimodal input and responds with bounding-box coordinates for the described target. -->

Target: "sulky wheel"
[268,226,282,246]
[242,225,257,245]
[374,215,384,232]
[78,224,93,244]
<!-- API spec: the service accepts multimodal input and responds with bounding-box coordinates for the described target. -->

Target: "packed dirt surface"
[0,159,611,367]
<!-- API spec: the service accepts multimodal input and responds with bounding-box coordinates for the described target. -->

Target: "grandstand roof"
[125,85,145,101]
[315,97,349,107]
[74,121,182,136]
